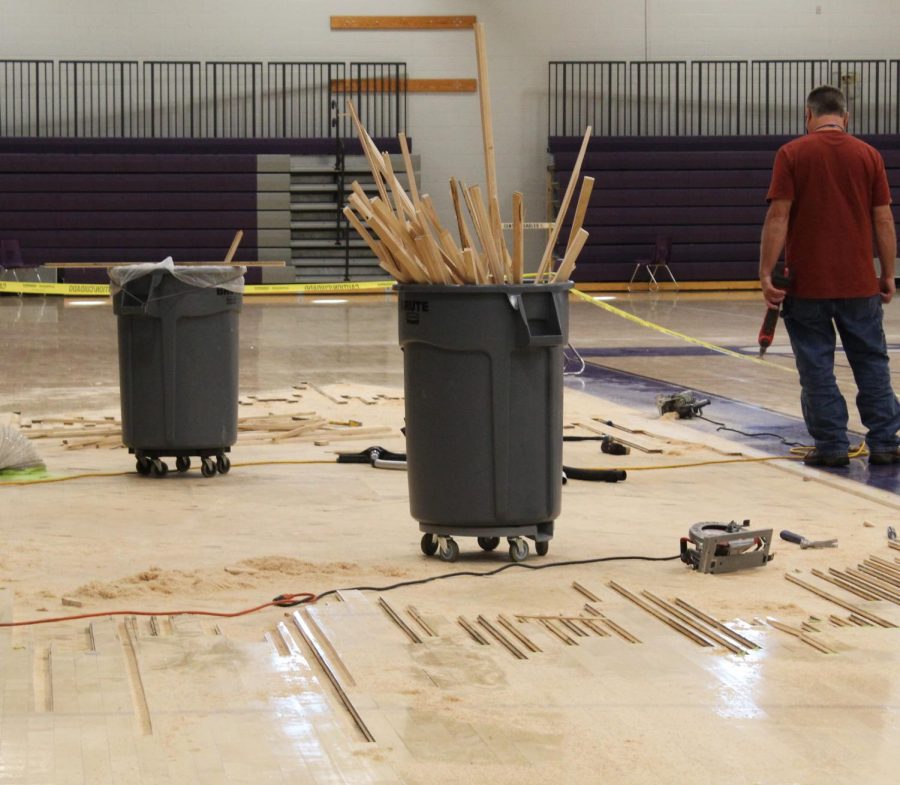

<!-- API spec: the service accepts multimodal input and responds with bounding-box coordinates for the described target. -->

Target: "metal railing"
[550,59,900,136]
[0,60,53,136]
[58,60,140,137]
[0,59,405,138]
[266,62,345,138]
[143,61,201,138]
[690,61,746,136]
[346,62,407,139]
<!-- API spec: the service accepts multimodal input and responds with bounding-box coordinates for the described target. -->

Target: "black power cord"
[311,552,680,602]
[696,413,806,448]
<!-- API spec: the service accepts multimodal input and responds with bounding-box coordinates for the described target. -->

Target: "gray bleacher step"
[290,183,338,193]
[291,239,368,248]
[291,221,345,230]
[290,203,340,211]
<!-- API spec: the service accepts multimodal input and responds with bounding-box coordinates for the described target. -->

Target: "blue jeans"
[782,295,900,456]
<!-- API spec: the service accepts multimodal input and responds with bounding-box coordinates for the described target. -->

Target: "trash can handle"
[513,292,564,347]
[117,270,165,315]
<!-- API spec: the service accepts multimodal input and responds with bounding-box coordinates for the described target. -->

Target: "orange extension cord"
[0,592,317,628]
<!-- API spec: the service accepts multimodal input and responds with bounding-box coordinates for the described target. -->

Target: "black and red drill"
[758,265,793,358]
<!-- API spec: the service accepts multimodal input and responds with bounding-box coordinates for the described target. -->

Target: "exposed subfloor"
[1,290,899,785]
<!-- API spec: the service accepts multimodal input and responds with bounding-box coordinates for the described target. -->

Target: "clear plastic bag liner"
[108,257,246,294]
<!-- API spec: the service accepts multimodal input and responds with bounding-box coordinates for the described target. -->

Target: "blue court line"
[567,359,900,494]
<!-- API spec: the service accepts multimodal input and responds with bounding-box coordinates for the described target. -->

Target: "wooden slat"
[333,78,476,93]
[331,15,476,30]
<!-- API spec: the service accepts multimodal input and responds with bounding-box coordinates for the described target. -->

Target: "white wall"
[1,0,898,262]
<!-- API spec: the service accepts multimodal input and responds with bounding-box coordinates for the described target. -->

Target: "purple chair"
[629,235,677,292]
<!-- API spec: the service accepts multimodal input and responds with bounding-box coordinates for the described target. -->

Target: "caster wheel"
[136,457,152,476]
[420,533,438,556]
[216,454,231,474]
[438,538,460,563]
[201,457,216,478]
[535,540,550,557]
[477,536,500,552]
[175,456,191,473]
[508,538,529,562]
[151,458,168,477]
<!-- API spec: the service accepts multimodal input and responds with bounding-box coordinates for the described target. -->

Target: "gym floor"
[1,289,898,785]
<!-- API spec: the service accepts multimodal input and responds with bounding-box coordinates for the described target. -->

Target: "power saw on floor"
[680,520,774,574]
[656,390,711,419]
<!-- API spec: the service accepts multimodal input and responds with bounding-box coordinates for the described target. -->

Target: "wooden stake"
[466,184,504,282]
[223,229,243,263]
[398,132,421,207]
[565,176,595,255]
[473,22,502,242]
[535,125,592,283]
[512,191,525,283]
[449,177,474,250]
[552,228,588,283]
[462,248,482,284]
[346,100,393,214]
[343,206,405,281]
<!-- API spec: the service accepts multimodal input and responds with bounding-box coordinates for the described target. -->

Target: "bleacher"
[549,134,900,283]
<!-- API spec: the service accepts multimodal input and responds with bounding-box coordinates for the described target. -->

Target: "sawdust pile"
[238,555,409,579]
[71,557,410,600]
[73,567,258,599]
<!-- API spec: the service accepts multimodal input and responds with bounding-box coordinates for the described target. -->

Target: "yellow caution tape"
[0,280,111,296]
[243,281,394,295]
[0,279,395,297]
[571,288,794,372]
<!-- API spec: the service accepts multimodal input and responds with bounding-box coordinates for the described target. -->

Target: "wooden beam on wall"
[331,16,477,30]
[332,78,476,94]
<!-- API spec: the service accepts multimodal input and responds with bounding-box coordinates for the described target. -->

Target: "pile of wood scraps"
[342,22,594,286]
[18,410,394,450]
[19,415,122,450]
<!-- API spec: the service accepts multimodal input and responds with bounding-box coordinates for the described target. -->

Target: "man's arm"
[873,204,897,304]
[759,198,792,308]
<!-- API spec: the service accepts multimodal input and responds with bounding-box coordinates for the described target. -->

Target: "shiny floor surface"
[1,290,899,785]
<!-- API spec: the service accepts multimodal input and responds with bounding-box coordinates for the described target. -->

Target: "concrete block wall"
[1,0,897,268]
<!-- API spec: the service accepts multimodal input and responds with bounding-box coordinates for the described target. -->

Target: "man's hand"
[761,275,788,309]
[880,276,895,304]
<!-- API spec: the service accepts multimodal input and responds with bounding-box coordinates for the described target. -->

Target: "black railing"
[0,60,53,136]
[0,59,404,139]
[267,62,345,138]
[631,61,685,136]
[58,60,140,137]
[748,60,829,135]
[204,62,262,138]
[551,59,900,136]
[143,61,201,138]
[348,62,407,139]
[832,60,886,135]
[690,61,746,135]
[548,61,628,138]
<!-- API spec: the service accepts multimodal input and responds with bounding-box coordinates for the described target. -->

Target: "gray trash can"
[111,262,244,478]
[398,282,571,562]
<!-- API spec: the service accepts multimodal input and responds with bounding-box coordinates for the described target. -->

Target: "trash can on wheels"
[110,260,244,478]
[398,282,571,562]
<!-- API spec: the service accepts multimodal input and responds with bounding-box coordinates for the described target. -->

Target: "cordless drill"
[758,265,793,358]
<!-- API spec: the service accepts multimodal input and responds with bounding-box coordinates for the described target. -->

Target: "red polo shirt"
[766,131,891,298]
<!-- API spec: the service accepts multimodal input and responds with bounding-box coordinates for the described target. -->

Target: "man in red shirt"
[760,85,899,466]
